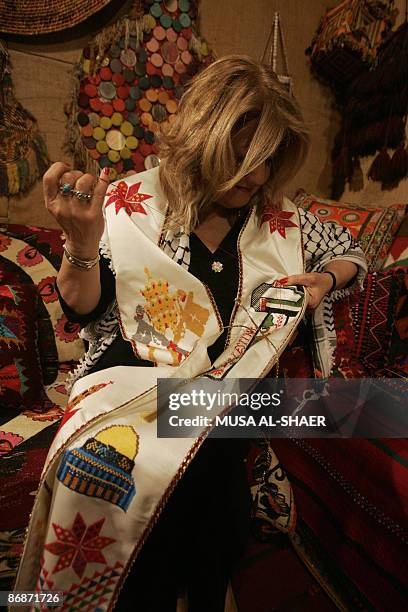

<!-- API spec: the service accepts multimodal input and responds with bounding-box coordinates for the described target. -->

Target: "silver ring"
[71,189,92,201]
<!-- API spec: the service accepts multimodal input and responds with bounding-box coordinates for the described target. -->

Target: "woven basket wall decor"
[0,0,113,36]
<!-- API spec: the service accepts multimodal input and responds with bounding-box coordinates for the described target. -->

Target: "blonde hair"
[157,54,309,232]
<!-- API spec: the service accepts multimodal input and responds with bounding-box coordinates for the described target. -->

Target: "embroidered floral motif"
[37,276,58,303]
[0,431,24,455]
[261,206,298,238]
[42,560,124,610]
[16,244,44,267]
[44,513,116,578]
[0,285,20,303]
[105,180,152,216]
[0,235,11,252]
[55,314,80,343]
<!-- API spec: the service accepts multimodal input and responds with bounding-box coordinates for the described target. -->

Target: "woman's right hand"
[43,162,111,259]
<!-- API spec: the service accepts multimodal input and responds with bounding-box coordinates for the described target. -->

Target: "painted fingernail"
[99,167,111,182]
[279,277,288,284]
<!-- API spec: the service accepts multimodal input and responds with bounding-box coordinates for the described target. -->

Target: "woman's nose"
[243,162,269,186]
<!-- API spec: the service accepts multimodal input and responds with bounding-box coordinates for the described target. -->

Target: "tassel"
[332,147,352,180]
[331,147,351,199]
[349,157,364,192]
[368,148,391,182]
[388,115,405,148]
[390,144,408,182]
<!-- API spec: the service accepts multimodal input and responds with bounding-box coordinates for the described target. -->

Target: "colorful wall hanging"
[0,0,113,36]
[306,0,404,198]
[0,41,49,197]
[306,0,396,96]
[65,0,213,180]
[331,18,408,196]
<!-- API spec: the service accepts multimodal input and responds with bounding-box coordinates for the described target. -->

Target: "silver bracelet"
[63,244,100,270]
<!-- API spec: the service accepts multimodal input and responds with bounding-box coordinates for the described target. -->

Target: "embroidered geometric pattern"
[0,359,28,395]
[61,561,125,611]
[44,513,116,578]
[0,307,26,349]
[38,556,55,592]
[294,189,405,270]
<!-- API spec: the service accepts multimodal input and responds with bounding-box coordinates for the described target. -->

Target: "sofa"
[0,191,407,610]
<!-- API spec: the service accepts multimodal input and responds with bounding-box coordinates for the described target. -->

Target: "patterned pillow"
[0,224,84,368]
[383,214,408,270]
[293,190,406,271]
[350,269,407,374]
[0,283,55,412]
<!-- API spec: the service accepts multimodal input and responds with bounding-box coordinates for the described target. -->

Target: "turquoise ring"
[59,183,73,196]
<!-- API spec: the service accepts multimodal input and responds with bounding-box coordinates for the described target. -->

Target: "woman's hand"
[280,273,334,310]
[43,162,110,259]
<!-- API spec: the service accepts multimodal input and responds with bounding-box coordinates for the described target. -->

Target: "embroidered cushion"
[293,190,406,271]
[383,214,408,270]
[0,283,56,412]
[350,268,407,374]
[0,224,84,371]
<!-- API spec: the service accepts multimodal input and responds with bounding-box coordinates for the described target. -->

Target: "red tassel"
[390,144,408,181]
[368,148,391,182]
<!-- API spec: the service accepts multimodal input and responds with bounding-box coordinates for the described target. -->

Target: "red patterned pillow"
[294,190,406,271]
[0,224,84,369]
[0,283,55,411]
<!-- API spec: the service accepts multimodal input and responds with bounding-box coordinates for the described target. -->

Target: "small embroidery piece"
[211,261,223,273]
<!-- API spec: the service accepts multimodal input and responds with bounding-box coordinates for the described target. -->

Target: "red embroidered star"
[261,206,298,238]
[44,513,115,578]
[105,180,152,216]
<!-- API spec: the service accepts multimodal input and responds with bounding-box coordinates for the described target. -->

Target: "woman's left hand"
[279,273,333,310]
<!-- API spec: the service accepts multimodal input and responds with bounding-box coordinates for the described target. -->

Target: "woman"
[12,55,366,612]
